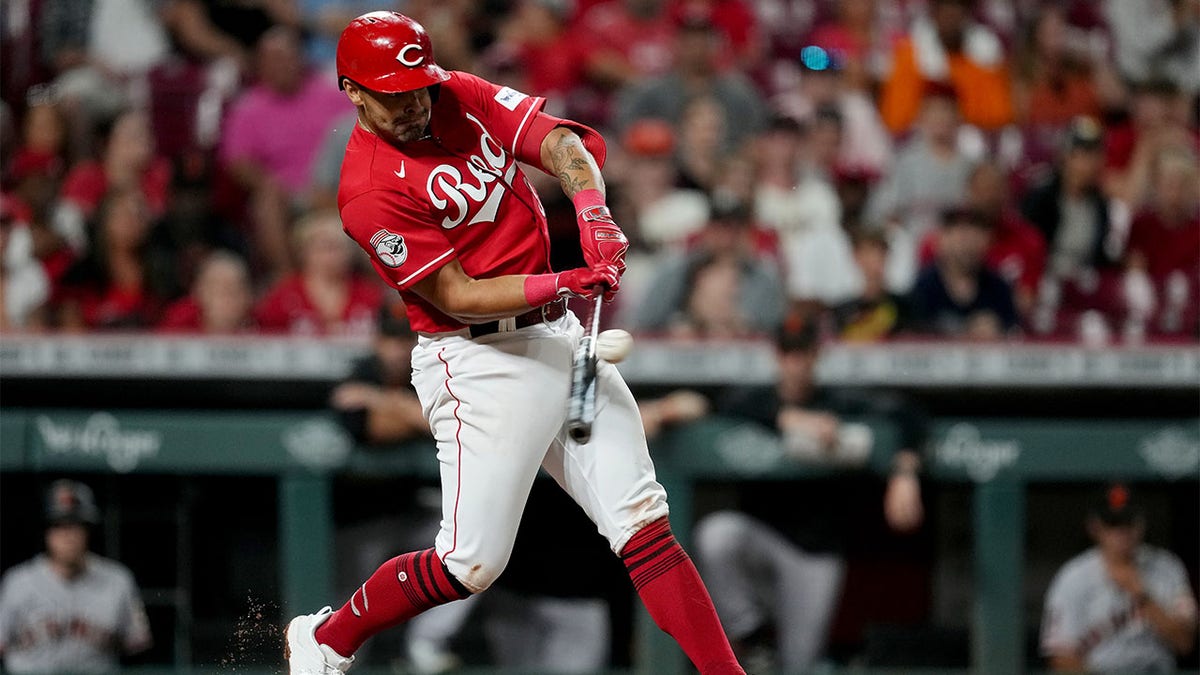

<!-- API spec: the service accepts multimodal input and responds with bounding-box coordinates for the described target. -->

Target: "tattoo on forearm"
[549,131,603,198]
[560,174,589,195]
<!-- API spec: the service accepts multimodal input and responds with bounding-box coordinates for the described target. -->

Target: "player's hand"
[577,205,629,276]
[557,264,620,301]
[331,382,381,410]
[884,473,924,533]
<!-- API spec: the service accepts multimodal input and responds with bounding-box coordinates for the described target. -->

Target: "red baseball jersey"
[337,71,606,333]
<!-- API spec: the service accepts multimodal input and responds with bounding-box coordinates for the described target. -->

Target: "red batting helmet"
[336,11,450,93]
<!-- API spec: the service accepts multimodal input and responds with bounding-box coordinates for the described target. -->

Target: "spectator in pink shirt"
[220,26,349,280]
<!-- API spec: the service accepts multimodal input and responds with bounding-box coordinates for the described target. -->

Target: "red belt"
[468,299,567,338]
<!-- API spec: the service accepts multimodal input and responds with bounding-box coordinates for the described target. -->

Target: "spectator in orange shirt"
[1013,5,1104,130]
[879,0,1014,135]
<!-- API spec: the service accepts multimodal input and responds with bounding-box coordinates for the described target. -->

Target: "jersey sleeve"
[449,72,607,172]
[1040,566,1083,656]
[341,190,456,291]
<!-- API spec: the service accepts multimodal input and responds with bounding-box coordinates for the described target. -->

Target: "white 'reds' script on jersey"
[426,113,520,229]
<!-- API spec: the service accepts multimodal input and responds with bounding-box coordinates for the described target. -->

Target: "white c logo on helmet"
[397,44,425,67]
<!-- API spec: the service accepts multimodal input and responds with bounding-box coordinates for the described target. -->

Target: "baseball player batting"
[284,12,745,675]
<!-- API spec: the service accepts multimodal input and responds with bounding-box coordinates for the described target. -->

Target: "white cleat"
[284,606,355,674]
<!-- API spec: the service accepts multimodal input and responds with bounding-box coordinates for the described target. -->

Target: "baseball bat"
[567,291,604,444]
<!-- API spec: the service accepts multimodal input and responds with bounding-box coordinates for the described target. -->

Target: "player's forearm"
[439,275,534,322]
[540,127,605,199]
[410,262,537,322]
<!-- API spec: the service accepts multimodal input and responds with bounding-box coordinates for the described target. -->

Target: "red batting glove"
[524,264,620,306]
[573,189,628,275]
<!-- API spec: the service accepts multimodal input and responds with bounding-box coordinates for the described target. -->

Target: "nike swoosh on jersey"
[394,162,406,179]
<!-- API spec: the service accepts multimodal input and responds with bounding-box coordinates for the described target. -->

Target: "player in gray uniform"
[0,480,152,673]
[1041,484,1197,672]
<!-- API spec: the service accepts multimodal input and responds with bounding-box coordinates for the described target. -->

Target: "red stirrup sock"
[622,518,745,675]
[314,549,471,657]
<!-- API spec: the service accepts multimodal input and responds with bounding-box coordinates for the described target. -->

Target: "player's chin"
[388,129,419,144]
[390,118,428,143]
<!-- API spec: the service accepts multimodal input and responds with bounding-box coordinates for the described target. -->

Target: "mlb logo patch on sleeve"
[494,87,529,111]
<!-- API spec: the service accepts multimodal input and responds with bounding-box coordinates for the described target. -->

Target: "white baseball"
[595,329,633,363]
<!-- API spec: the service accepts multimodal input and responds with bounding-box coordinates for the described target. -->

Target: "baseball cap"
[776,313,821,353]
[45,480,101,526]
[1065,115,1103,151]
[1091,483,1143,526]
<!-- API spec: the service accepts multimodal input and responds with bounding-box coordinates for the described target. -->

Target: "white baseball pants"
[411,311,670,593]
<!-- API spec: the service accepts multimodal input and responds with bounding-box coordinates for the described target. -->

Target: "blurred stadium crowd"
[0,0,1197,343]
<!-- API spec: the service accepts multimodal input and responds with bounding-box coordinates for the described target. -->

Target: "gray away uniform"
[1042,545,1197,673]
[0,554,151,673]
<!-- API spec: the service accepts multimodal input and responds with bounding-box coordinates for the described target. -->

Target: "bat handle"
[587,291,603,355]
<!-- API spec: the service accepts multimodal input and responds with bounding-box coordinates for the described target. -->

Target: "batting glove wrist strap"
[572,189,609,221]
[524,273,564,307]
